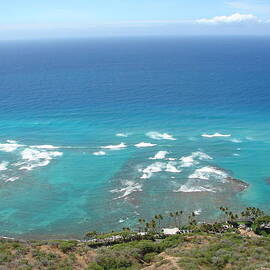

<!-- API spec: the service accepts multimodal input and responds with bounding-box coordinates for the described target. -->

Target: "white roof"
[162,228,180,235]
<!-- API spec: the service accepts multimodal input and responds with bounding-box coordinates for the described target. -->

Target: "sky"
[0,0,270,39]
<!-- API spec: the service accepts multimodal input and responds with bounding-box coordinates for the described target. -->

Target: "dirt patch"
[239,229,260,238]
[143,253,181,270]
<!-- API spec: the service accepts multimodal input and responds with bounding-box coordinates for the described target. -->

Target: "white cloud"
[197,13,260,24]
[227,1,270,14]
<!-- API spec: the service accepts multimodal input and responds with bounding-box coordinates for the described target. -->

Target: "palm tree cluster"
[169,211,183,227]
[137,210,194,233]
[188,211,197,226]
[219,206,239,222]
[241,207,265,222]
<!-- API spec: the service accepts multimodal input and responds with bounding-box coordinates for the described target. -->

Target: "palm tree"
[169,212,175,227]
[138,218,146,232]
[154,214,163,232]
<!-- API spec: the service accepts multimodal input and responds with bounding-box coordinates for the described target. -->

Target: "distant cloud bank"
[196,13,261,24]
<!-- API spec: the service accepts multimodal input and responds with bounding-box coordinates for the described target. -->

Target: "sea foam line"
[201,133,231,138]
[175,184,216,193]
[134,142,157,148]
[101,142,127,150]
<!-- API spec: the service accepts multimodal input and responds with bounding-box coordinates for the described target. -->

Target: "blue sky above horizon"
[1,0,270,39]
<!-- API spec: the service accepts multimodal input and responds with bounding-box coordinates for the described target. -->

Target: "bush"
[143,252,158,263]
[86,262,104,270]
[58,241,77,253]
[252,216,270,236]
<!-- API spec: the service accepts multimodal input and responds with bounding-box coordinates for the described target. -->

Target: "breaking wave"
[111,181,143,199]
[140,161,181,179]
[189,166,228,182]
[0,140,24,152]
[230,138,242,143]
[0,161,9,171]
[165,162,182,173]
[134,142,157,148]
[146,132,176,141]
[201,133,231,138]
[18,148,63,171]
[179,156,197,167]
[93,151,106,156]
[175,184,216,193]
[149,151,169,160]
[179,151,212,167]
[116,133,129,137]
[140,162,165,179]
[191,151,213,160]
[101,142,127,150]
[5,176,19,183]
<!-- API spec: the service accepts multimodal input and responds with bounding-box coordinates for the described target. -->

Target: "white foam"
[111,181,143,199]
[180,156,197,167]
[6,140,17,144]
[194,209,202,216]
[101,142,127,150]
[165,162,182,173]
[149,151,169,160]
[230,138,242,143]
[191,151,213,160]
[189,166,228,182]
[140,162,165,179]
[176,185,216,193]
[0,161,9,171]
[30,145,60,149]
[134,142,157,148]
[0,141,23,152]
[93,151,106,156]
[5,176,19,182]
[202,133,231,138]
[146,132,176,141]
[116,133,129,137]
[179,151,212,167]
[19,148,63,171]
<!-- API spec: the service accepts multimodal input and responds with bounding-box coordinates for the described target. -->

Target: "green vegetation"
[0,206,269,269]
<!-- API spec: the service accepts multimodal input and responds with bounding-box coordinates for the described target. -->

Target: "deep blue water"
[0,37,270,239]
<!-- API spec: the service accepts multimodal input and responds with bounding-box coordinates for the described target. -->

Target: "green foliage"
[86,262,104,270]
[58,241,77,253]
[0,206,269,270]
[95,248,136,270]
[241,207,265,222]
[176,233,270,270]
[85,231,98,239]
[143,252,158,263]
[252,216,270,236]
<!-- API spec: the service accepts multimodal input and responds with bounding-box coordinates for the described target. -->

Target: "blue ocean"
[0,37,270,239]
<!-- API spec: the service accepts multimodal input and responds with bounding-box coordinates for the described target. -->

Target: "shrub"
[143,252,158,263]
[58,241,77,253]
[86,262,104,270]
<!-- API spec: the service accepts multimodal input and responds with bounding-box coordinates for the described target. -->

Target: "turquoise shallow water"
[0,37,270,239]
